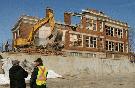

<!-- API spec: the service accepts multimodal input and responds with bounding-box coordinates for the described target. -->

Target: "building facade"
[63,9,129,58]
[12,8,129,59]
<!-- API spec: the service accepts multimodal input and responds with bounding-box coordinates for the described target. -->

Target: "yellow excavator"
[14,8,55,50]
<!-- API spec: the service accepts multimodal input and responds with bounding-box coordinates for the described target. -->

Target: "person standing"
[30,58,48,88]
[5,41,9,52]
[9,60,28,88]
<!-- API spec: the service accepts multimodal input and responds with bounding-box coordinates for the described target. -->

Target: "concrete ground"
[0,72,135,88]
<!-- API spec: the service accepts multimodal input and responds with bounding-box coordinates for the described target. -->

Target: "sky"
[0,0,135,45]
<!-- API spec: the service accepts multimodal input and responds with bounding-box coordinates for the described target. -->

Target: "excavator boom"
[27,17,49,42]
[14,10,55,48]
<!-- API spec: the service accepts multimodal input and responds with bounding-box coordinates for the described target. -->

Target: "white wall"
[0,53,135,76]
[35,25,51,46]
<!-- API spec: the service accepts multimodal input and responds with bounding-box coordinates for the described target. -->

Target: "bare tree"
[128,27,135,62]
[129,27,135,52]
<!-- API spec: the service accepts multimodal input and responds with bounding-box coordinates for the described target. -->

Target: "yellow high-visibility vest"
[36,66,48,85]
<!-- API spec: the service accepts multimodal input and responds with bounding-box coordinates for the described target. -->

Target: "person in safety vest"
[30,58,48,88]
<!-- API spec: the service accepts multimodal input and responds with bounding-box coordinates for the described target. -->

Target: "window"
[77,34,83,46]
[115,43,118,51]
[99,21,102,29]
[119,43,124,52]
[86,18,93,30]
[115,28,118,36]
[86,18,97,31]
[69,34,83,47]
[105,25,109,35]
[110,27,114,36]
[105,25,108,29]
[106,41,108,50]
[90,37,96,48]
[70,52,82,57]
[105,26,114,36]
[85,36,89,47]
[70,34,77,47]
[116,28,123,38]
[99,21,103,32]
[85,36,97,48]
[106,41,114,51]
[86,53,96,58]
[106,41,124,52]
[115,42,124,52]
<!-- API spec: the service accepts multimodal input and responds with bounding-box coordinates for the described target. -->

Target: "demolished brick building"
[12,8,129,59]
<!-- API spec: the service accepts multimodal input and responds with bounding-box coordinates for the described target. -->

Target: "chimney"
[46,7,53,17]
[64,12,71,25]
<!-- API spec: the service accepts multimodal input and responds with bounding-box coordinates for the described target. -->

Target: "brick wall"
[63,12,129,55]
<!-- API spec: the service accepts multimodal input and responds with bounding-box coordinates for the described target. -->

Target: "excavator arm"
[27,17,49,42]
[14,11,55,47]
[28,11,55,42]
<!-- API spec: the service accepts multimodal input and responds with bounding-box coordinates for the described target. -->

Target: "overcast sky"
[0,0,135,44]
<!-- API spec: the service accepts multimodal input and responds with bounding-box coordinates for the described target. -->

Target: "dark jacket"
[30,66,48,88]
[9,65,28,88]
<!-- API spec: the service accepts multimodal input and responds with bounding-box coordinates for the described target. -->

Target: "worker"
[9,60,28,88]
[30,58,48,88]
[5,41,9,52]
